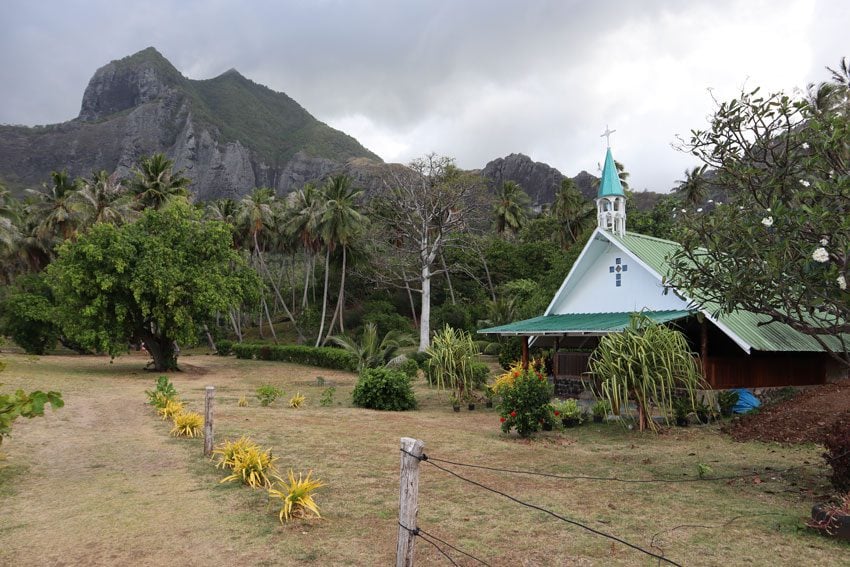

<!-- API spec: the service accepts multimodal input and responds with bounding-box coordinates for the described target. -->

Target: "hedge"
[232,343,358,372]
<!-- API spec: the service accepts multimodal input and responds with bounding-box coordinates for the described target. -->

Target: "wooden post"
[521,336,529,370]
[204,386,215,456]
[396,437,425,567]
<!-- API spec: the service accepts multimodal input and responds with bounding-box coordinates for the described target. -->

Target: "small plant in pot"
[465,392,477,411]
[484,388,495,408]
[695,399,713,424]
[450,392,460,412]
[717,390,739,417]
[672,398,691,427]
[591,399,610,423]
[552,398,582,428]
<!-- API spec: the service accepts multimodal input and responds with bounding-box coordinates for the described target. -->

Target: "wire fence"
[397,444,831,566]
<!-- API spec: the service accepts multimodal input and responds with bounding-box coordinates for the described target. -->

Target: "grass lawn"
[0,352,847,566]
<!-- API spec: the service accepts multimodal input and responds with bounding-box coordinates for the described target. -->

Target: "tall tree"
[370,154,486,351]
[674,165,708,206]
[285,183,324,310]
[550,178,594,246]
[71,170,135,229]
[493,180,530,236]
[316,174,365,345]
[129,153,190,210]
[47,200,259,371]
[25,170,80,243]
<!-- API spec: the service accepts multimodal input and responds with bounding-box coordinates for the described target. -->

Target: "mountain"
[0,47,383,200]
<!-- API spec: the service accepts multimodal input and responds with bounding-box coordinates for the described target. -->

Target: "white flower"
[697,208,703,212]
[812,247,829,263]
[761,216,773,227]
[681,208,687,213]
[766,208,771,212]
[716,201,723,205]
[838,275,847,291]
[799,179,811,187]
[802,142,810,150]
[708,199,714,203]
[739,206,745,210]
[820,238,829,246]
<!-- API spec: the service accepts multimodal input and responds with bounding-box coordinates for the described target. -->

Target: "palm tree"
[129,153,190,210]
[674,166,708,206]
[330,322,414,371]
[493,180,530,236]
[71,170,135,229]
[551,178,595,246]
[25,170,81,243]
[285,183,324,310]
[315,174,365,345]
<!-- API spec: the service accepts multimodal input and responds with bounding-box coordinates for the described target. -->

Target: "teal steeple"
[598,147,625,198]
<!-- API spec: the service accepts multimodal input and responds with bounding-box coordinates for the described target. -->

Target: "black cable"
[649,512,784,552]
[422,458,683,567]
[416,532,461,566]
[417,527,492,566]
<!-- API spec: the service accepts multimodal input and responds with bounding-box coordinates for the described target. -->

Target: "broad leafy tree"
[46,200,259,370]
[670,59,850,365]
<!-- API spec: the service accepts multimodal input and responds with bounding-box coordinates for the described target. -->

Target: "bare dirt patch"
[727,381,850,444]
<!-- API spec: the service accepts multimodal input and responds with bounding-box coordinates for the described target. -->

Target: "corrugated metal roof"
[478,310,693,336]
[608,231,845,353]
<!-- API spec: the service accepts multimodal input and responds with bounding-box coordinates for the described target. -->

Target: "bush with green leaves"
[589,313,705,432]
[319,387,336,407]
[407,351,431,369]
[330,322,414,371]
[497,367,553,437]
[0,274,59,355]
[1,362,64,448]
[256,385,284,407]
[497,338,523,370]
[426,325,480,400]
[232,343,358,371]
[215,339,233,356]
[145,376,178,408]
[432,303,473,332]
[351,367,417,411]
[396,357,419,378]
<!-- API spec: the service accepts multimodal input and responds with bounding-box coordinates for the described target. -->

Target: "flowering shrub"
[497,365,553,437]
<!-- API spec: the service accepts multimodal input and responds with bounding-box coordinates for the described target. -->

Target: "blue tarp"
[732,389,760,414]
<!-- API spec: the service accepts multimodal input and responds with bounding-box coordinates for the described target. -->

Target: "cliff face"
[0,47,384,200]
[480,153,599,206]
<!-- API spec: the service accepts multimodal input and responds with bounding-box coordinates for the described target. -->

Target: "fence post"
[396,437,425,567]
[204,386,215,456]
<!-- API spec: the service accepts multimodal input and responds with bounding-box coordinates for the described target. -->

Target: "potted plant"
[717,390,739,417]
[552,398,582,428]
[672,398,691,427]
[695,399,713,424]
[484,388,495,408]
[466,392,476,411]
[591,400,609,423]
[450,392,460,412]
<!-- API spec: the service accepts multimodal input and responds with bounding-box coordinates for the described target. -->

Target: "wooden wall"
[703,353,827,389]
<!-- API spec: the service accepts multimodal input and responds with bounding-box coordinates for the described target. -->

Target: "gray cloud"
[1,0,847,192]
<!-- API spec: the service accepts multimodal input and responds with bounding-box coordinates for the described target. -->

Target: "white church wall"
[548,239,690,314]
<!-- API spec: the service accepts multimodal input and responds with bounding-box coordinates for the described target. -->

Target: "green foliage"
[497,366,553,437]
[469,361,490,389]
[215,339,233,356]
[330,322,413,371]
[497,337,523,370]
[145,376,178,407]
[397,357,420,379]
[268,469,325,522]
[170,412,203,437]
[360,301,412,337]
[351,367,417,411]
[717,390,740,417]
[407,351,431,369]
[46,202,259,371]
[215,438,279,488]
[256,385,284,406]
[671,64,850,361]
[551,398,582,424]
[232,343,358,371]
[431,302,473,332]
[0,274,59,355]
[319,387,336,407]
[589,314,706,432]
[426,325,480,398]
[484,342,501,355]
[0,383,64,446]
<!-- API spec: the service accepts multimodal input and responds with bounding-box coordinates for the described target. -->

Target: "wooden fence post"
[204,386,215,456]
[396,437,425,567]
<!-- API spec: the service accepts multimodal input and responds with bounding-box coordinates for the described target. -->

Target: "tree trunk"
[203,324,216,352]
[440,250,456,305]
[229,309,242,342]
[262,296,278,343]
[302,252,311,309]
[402,268,418,329]
[316,246,331,347]
[142,333,178,371]
[418,264,431,352]
[323,246,347,345]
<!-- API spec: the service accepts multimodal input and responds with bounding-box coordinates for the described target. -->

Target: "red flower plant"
[510,411,517,417]
[554,411,560,416]
[499,417,506,423]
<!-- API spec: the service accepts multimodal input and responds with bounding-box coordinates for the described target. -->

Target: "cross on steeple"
[600,125,616,148]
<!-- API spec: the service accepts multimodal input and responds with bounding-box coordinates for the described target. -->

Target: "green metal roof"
[597,148,625,198]
[478,310,693,336]
[607,231,846,353]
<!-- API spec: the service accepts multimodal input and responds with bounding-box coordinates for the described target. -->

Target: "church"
[480,141,846,390]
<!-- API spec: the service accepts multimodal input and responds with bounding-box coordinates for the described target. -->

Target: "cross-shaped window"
[608,257,628,287]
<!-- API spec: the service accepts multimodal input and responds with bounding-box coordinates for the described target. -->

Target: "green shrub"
[470,361,490,388]
[319,387,336,407]
[232,343,358,371]
[497,367,553,437]
[551,398,582,425]
[352,368,417,411]
[256,384,283,406]
[0,275,59,355]
[407,351,431,369]
[497,337,523,370]
[483,342,501,356]
[398,358,420,378]
[145,376,178,407]
[432,303,472,332]
[216,339,233,356]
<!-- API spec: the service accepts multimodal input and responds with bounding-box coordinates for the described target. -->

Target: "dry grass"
[0,352,847,566]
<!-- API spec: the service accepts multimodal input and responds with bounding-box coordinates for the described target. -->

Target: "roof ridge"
[621,230,681,246]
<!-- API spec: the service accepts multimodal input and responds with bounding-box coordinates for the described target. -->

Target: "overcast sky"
[0,0,846,192]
